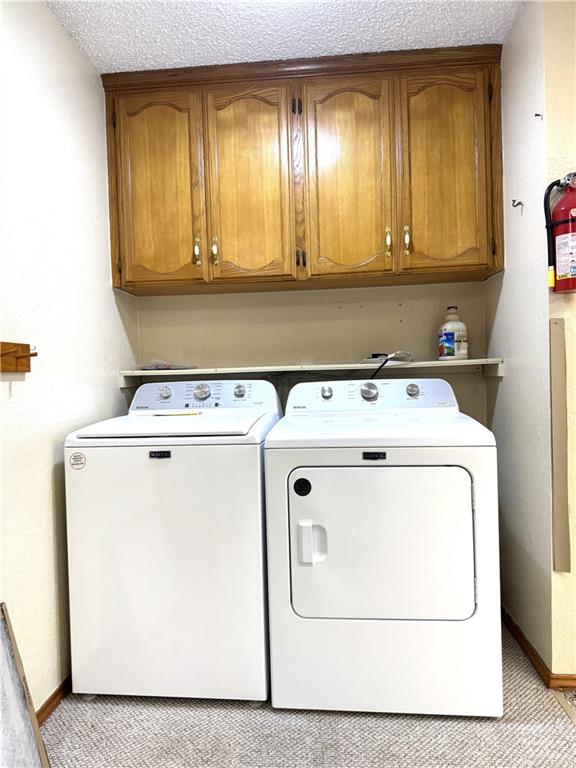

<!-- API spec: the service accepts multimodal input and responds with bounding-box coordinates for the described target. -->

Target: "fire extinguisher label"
[556,232,576,280]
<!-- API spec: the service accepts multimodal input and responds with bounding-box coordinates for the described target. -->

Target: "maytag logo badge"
[149,451,171,459]
[362,452,387,461]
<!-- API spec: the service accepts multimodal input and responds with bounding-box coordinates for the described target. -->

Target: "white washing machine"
[265,379,503,717]
[65,380,280,700]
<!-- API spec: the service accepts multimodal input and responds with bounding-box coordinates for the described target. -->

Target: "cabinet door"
[397,70,490,273]
[204,83,296,282]
[116,90,206,286]
[303,76,395,277]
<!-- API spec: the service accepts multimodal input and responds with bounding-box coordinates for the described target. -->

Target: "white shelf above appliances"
[120,358,504,388]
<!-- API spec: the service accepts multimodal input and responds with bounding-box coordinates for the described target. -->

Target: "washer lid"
[74,411,265,439]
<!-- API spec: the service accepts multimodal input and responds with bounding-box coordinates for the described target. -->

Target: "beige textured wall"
[137,283,489,421]
[544,1,576,674]
[486,1,554,666]
[0,2,137,708]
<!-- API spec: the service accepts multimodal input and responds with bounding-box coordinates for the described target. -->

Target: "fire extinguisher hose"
[544,178,561,269]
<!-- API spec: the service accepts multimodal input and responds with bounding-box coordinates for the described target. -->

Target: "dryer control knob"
[406,383,420,398]
[360,381,379,401]
[321,386,333,400]
[158,385,173,400]
[193,383,211,401]
[234,384,246,399]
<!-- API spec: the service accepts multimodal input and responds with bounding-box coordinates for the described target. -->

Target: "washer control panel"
[129,380,279,412]
[285,379,459,413]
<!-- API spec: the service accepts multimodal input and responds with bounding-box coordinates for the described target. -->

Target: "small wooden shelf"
[0,342,37,373]
[120,358,504,387]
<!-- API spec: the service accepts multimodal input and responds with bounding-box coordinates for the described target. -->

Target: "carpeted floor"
[42,629,575,768]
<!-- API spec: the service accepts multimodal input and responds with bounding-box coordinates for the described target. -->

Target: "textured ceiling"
[47,1,522,74]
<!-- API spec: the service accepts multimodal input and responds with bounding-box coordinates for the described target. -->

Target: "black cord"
[369,355,390,379]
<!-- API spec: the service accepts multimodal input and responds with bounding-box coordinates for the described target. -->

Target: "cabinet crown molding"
[102,44,502,93]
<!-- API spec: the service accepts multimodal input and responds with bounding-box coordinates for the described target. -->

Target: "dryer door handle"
[297,520,327,566]
[298,520,315,564]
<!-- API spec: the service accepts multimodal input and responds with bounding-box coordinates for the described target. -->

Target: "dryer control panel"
[130,380,280,412]
[285,379,459,413]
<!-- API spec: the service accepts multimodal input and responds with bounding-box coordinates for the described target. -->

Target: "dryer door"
[288,466,475,620]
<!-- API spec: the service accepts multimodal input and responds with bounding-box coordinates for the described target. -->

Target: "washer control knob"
[193,383,211,401]
[158,385,173,400]
[406,383,420,398]
[321,386,333,400]
[234,384,246,399]
[360,381,379,401]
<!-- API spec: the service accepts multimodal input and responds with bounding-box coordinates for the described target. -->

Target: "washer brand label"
[149,450,171,459]
[362,451,387,461]
[69,452,86,470]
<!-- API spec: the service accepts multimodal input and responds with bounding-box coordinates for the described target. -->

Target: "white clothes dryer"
[65,380,280,700]
[265,379,502,717]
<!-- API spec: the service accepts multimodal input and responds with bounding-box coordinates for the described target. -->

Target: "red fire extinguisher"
[544,172,576,293]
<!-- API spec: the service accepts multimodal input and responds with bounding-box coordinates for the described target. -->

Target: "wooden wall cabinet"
[396,70,491,275]
[303,75,395,278]
[204,82,297,283]
[104,46,503,295]
[115,90,206,286]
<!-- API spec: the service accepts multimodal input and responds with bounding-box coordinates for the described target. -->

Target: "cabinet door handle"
[385,226,392,258]
[211,237,219,266]
[193,235,201,267]
[403,225,411,256]
[296,250,301,267]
